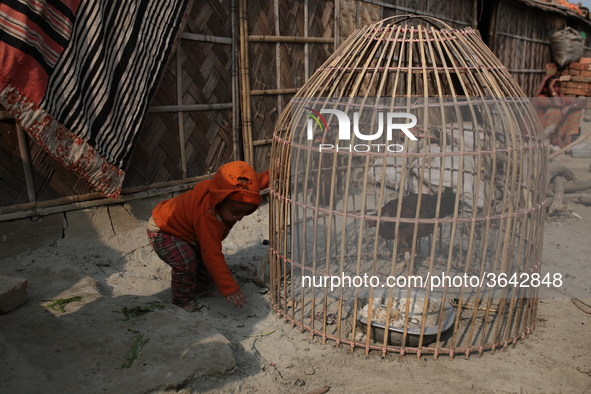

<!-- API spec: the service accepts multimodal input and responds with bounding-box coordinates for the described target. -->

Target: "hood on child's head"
[209,161,269,212]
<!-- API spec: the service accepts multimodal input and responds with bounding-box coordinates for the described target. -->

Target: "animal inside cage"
[269,15,547,358]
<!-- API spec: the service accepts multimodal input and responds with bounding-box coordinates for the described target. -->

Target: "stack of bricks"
[546,58,591,108]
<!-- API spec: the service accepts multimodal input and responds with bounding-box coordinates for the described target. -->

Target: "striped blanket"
[0,1,191,198]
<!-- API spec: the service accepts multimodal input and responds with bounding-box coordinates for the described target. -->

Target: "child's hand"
[226,289,247,308]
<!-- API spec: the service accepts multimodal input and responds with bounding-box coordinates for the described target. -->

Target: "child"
[146,161,269,311]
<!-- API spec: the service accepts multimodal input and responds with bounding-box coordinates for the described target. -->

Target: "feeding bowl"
[345,289,456,347]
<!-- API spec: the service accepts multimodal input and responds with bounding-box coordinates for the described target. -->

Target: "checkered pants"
[147,230,214,306]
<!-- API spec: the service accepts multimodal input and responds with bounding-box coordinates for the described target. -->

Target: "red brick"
[571,76,591,82]
[581,70,591,77]
[559,75,572,81]
[0,276,28,314]
[546,63,558,70]
[580,57,591,64]
[564,88,588,95]
[568,62,591,70]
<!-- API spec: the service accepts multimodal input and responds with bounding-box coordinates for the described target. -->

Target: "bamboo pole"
[496,31,549,45]
[239,0,254,165]
[253,139,273,146]
[274,0,282,117]
[232,0,242,161]
[305,0,310,80]
[181,32,232,44]
[15,124,36,203]
[0,174,221,222]
[148,103,233,113]
[176,45,187,179]
[549,131,591,160]
[248,35,333,43]
[250,88,298,96]
[334,0,340,50]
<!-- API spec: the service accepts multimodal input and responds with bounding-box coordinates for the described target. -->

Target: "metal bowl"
[344,289,456,347]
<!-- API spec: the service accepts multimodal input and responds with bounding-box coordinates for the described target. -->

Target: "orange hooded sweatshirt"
[152,161,269,297]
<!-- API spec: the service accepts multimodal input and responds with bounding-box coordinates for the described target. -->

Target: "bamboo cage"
[269,15,548,359]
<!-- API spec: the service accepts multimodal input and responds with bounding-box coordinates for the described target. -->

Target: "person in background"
[146,161,269,311]
[534,75,585,149]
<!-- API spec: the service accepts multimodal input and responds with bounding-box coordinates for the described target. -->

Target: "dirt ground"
[1,155,591,393]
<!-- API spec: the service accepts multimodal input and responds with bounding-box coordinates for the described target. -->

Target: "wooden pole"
[15,124,36,203]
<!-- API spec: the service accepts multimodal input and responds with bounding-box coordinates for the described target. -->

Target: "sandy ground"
[1,154,591,393]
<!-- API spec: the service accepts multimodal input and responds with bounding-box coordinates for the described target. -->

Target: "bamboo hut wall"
[341,0,478,33]
[3,0,591,215]
[247,0,335,173]
[125,0,235,185]
[491,0,591,96]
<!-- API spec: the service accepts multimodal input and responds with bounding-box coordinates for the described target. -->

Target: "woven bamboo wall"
[1,0,590,214]
[248,0,336,173]
[124,0,235,186]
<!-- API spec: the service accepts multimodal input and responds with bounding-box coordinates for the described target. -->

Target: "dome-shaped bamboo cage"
[269,15,547,359]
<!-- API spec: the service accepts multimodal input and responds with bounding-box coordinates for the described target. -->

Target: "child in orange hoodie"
[146,161,269,311]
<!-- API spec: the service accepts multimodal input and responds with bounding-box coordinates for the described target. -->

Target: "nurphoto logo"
[304,106,418,153]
